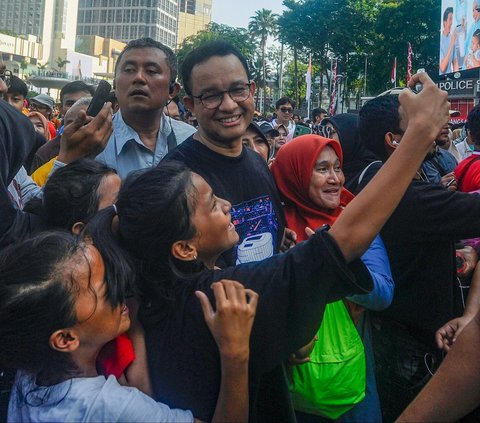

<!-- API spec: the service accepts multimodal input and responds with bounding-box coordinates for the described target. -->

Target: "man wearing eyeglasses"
[165,40,286,270]
[271,97,296,141]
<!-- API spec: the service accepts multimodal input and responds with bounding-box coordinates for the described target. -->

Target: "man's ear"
[71,222,85,235]
[49,329,80,353]
[183,95,194,113]
[169,82,181,100]
[384,132,397,148]
[171,240,197,262]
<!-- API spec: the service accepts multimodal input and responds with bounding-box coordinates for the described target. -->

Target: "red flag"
[390,57,397,84]
[329,60,338,116]
[407,43,413,81]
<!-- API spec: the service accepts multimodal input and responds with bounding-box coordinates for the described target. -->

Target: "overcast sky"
[211,0,285,29]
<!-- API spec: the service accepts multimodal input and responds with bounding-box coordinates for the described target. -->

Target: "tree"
[19,59,29,79]
[248,9,278,113]
[55,57,70,71]
[176,22,257,76]
[37,62,49,71]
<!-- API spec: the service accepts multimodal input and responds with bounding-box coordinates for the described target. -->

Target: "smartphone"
[293,124,311,138]
[86,80,112,117]
[445,178,456,188]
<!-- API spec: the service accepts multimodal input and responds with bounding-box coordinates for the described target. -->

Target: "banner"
[329,60,338,116]
[391,57,397,84]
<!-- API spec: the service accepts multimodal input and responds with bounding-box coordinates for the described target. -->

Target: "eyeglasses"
[0,69,12,88]
[279,107,293,114]
[29,103,49,112]
[193,82,252,109]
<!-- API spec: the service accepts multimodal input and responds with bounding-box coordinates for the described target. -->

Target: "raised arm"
[330,73,450,262]
[195,280,258,423]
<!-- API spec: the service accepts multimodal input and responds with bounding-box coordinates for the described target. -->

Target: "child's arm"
[330,72,450,262]
[195,279,258,423]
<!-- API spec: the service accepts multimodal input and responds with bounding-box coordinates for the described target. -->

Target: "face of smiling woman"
[308,145,345,211]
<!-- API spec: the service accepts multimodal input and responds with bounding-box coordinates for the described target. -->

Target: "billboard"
[439,0,480,75]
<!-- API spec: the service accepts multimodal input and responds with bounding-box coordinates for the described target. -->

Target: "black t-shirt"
[360,166,480,339]
[164,136,285,267]
[140,228,373,422]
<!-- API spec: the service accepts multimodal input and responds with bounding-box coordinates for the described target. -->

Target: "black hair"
[312,108,327,120]
[43,159,117,230]
[443,7,453,22]
[114,37,177,83]
[276,97,296,109]
[7,75,28,97]
[59,81,95,105]
[0,232,82,383]
[467,104,480,146]
[181,41,251,96]
[359,95,401,162]
[85,162,201,307]
[473,29,480,41]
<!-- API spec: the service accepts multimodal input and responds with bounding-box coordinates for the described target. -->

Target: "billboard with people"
[439,0,480,75]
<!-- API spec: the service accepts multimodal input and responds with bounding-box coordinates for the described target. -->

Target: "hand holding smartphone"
[86,80,112,117]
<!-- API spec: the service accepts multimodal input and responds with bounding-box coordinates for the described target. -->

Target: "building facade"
[76,0,179,49]
[0,0,78,65]
[177,0,211,46]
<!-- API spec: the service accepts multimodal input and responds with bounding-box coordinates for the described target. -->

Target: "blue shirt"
[96,111,196,179]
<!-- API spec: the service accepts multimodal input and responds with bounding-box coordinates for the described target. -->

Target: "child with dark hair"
[3,75,28,114]
[2,232,257,422]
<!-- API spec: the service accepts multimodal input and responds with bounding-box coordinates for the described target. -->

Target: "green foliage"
[276,0,439,98]
[55,57,70,70]
[176,22,257,78]
[0,28,18,37]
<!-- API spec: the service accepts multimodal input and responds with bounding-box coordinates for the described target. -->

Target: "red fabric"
[47,121,57,140]
[270,134,354,242]
[454,154,480,192]
[96,333,136,379]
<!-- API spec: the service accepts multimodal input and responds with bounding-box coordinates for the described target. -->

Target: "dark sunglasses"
[279,107,293,113]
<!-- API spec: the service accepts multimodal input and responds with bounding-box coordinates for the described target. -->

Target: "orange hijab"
[270,134,354,242]
[28,111,51,141]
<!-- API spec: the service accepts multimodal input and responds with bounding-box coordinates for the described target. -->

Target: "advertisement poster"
[439,0,480,75]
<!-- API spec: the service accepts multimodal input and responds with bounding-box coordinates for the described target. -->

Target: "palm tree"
[248,9,278,113]
[55,57,70,72]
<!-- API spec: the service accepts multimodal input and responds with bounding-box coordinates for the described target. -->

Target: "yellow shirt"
[31,157,56,187]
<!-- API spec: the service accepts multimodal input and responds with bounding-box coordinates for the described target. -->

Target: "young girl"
[85,73,449,420]
[1,231,257,422]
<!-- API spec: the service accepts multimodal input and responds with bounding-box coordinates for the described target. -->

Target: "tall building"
[177,0,212,46]
[76,0,179,49]
[0,0,78,64]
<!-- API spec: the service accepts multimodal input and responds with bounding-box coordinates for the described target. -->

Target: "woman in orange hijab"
[28,111,51,141]
[271,134,393,423]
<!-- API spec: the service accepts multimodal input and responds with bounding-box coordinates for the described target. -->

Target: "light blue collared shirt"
[96,111,196,179]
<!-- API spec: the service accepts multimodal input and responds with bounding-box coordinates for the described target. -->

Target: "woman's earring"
[193,255,197,260]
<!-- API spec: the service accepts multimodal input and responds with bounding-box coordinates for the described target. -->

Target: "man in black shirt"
[165,41,286,268]
[357,94,480,422]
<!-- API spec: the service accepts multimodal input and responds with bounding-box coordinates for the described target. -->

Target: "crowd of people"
[0,36,479,423]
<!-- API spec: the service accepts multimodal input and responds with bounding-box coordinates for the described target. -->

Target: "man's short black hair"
[181,41,251,96]
[312,107,327,120]
[114,37,177,83]
[60,81,95,105]
[359,95,401,162]
[467,104,480,146]
[7,75,27,98]
[275,97,296,109]
[443,7,453,22]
